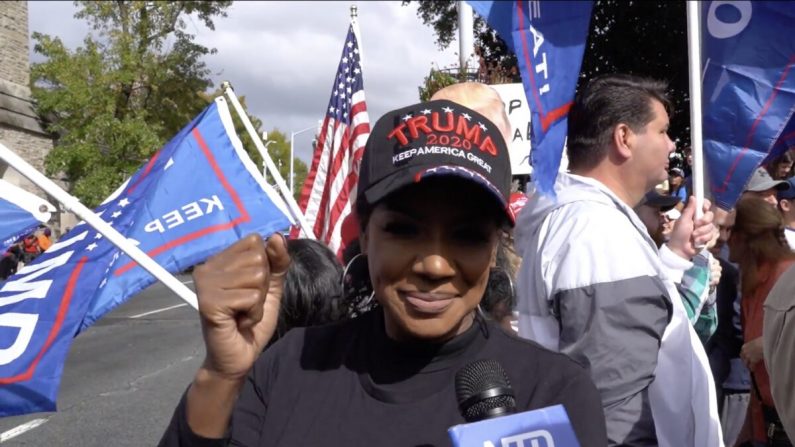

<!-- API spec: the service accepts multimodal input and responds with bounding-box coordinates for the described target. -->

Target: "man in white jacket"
[515,74,723,446]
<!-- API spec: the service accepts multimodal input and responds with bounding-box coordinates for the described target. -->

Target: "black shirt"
[160,310,607,446]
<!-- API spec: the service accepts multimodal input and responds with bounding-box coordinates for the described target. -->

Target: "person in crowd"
[36,227,53,252]
[729,196,795,446]
[763,263,795,441]
[159,100,607,446]
[766,151,794,180]
[706,206,751,446]
[634,191,720,343]
[515,74,721,446]
[265,238,345,348]
[776,177,795,250]
[743,167,790,207]
[0,241,23,280]
[669,167,688,202]
[21,234,40,265]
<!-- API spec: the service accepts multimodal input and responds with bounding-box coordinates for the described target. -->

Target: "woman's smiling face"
[360,178,501,342]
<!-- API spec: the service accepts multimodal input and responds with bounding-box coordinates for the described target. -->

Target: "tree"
[407,1,691,148]
[31,1,232,207]
[261,129,309,202]
[199,90,309,201]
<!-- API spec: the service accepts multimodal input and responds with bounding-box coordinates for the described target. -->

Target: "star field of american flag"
[327,26,364,126]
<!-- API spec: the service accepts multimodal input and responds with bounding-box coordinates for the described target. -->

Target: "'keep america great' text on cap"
[357,99,514,224]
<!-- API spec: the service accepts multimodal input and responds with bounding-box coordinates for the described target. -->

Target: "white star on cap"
[118,198,130,207]
[86,242,98,251]
[462,113,472,121]
[111,210,122,218]
[95,233,103,240]
[442,106,453,113]
[402,113,413,122]
[421,109,432,115]
[478,122,488,131]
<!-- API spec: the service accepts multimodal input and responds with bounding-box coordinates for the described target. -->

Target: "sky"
[27,1,461,164]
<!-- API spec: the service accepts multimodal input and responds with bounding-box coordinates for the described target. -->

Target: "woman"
[159,100,607,446]
[767,151,794,181]
[730,196,795,447]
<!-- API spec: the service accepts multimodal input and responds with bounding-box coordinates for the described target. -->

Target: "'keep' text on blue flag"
[0,97,293,417]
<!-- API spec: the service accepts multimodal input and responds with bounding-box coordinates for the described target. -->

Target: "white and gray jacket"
[515,173,722,447]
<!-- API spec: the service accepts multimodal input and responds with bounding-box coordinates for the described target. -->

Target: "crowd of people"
[0,225,53,280]
[1,68,791,446]
[152,75,795,447]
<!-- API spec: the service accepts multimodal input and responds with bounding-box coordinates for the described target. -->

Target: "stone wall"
[0,1,30,87]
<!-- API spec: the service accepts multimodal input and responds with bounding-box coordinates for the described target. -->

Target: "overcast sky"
[27,1,460,163]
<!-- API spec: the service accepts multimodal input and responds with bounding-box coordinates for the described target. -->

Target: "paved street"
[0,276,203,446]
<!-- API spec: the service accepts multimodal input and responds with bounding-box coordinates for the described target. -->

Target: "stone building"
[0,1,75,233]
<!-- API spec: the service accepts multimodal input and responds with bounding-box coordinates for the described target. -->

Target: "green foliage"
[200,90,308,201]
[418,68,458,101]
[259,129,309,202]
[405,0,517,84]
[31,1,231,207]
[408,1,691,147]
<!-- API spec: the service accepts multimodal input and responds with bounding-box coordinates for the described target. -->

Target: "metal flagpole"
[350,5,363,62]
[290,124,318,194]
[221,81,315,238]
[686,1,705,219]
[458,1,474,74]
[0,142,198,309]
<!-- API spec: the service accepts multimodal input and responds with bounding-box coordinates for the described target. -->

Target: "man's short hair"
[567,74,673,171]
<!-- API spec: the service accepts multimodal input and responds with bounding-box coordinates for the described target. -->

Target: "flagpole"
[350,5,363,62]
[686,1,705,219]
[220,82,315,239]
[0,142,198,309]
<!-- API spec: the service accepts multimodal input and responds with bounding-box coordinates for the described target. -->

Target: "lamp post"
[261,132,276,182]
[290,123,320,194]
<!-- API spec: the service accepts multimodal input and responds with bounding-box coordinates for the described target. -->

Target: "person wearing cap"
[515,74,721,446]
[635,191,720,344]
[669,167,688,203]
[776,177,795,250]
[744,167,791,207]
[159,100,607,447]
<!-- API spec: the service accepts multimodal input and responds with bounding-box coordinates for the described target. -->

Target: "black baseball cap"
[357,99,514,224]
[640,190,680,212]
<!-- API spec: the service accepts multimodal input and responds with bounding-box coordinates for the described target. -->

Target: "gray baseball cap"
[745,167,790,192]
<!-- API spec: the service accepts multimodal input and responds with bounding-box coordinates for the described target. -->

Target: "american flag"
[294,23,370,256]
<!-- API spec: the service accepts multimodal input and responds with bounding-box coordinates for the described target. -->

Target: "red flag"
[292,23,370,257]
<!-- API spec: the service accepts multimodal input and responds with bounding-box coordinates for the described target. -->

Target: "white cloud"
[27,1,462,163]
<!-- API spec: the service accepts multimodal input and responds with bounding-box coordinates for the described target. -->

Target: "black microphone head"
[455,359,516,422]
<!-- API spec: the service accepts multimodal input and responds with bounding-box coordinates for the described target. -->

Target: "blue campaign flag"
[0,179,55,253]
[468,1,593,196]
[0,97,293,417]
[448,404,580,447]
[702,1,795,210]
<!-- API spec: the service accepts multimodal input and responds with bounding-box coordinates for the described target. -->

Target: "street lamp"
[290,122,321,194]
[261,131,276,182]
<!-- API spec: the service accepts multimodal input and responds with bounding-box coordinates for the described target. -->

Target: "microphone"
[449,359,581,447]
[455,359,516,422]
